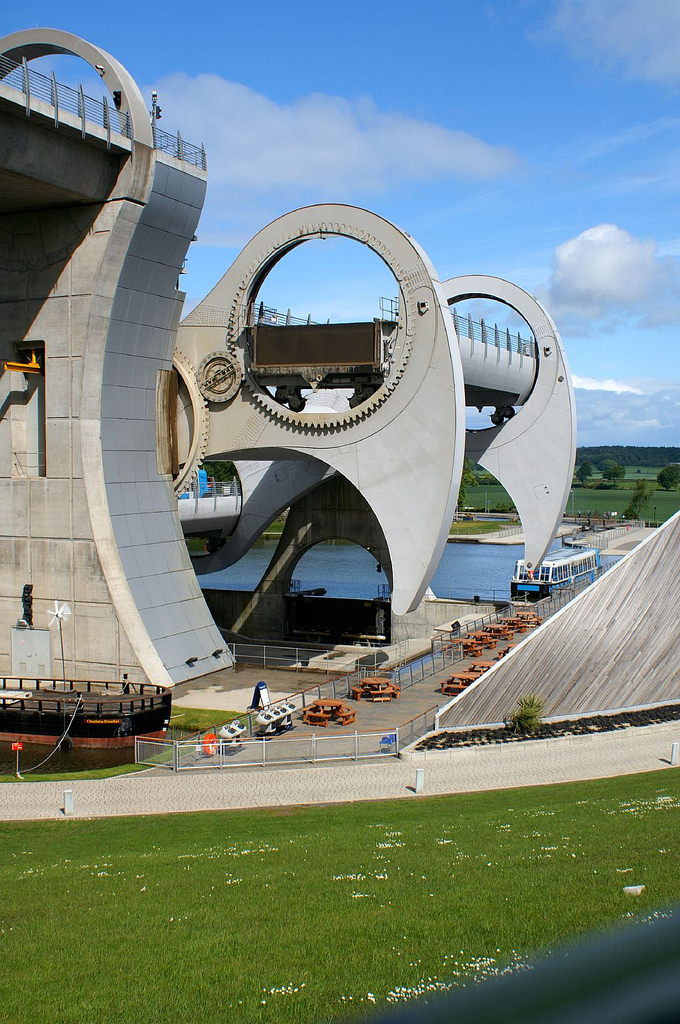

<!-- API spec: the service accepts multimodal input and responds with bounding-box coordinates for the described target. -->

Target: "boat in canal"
[511,547,601,600]
[0,676,171,748]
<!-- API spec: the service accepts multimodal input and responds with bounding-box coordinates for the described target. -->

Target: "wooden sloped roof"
[437,510,680,728]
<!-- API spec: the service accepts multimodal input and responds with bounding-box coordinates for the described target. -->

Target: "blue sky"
[4,0,680,446]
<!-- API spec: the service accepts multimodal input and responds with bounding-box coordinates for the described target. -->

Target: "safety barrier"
[136,728,400,770]
[0,53,206,168]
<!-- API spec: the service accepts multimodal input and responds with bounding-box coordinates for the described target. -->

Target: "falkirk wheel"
[0,28,573,689]
[175,205,576,619]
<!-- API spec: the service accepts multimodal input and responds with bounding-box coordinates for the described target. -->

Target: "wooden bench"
[337,709,356,725]
[440,682,469,696]
[446,670,482,686]
[302,710,331,727]
[478,637,497,650]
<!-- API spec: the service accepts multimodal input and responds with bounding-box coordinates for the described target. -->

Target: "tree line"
[575,445,680,468]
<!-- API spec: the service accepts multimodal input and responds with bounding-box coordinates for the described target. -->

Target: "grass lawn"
[466,482,680,521]
[168,706,242,733]
[448,521,515,536]
[0,763,148,785]
[0,771,678,1023]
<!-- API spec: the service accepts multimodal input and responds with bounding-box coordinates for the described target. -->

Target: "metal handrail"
[0,674,166,696]
[452,307,535,357]
[252,302,317,327]
[0,53,205,168]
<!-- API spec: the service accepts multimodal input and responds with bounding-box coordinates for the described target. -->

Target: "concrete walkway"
[1,721,678,822]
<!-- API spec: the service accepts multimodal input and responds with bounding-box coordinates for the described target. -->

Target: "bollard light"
[671,741,679,767]
[64,789,74,816]
[415,767,424,794]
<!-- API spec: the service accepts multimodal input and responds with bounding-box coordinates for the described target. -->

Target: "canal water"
[0,741,135,777]
[197,536,532,603]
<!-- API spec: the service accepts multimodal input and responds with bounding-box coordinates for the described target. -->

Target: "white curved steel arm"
[443,275,577,569]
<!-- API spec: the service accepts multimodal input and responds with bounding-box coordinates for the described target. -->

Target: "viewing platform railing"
[0,54,206,168]
[452,307,535,357]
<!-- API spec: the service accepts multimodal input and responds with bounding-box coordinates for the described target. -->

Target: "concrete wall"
[0,69,232,684]
[203,587,496,645]
[392,597,497,642]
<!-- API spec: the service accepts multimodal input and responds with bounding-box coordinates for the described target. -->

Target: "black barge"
[0,676,171,748]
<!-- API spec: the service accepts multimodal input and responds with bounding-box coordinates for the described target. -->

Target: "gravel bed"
[416,703,680,751]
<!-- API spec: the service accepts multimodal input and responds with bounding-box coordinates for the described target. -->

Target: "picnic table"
[470,632,498,649]
[351,678,400,702]
[440,680,471,696]
[484,625,515,640]
[500,617,529,632]
[471,659,495,672]
[516,611,543,624]
[301,699,356,727]
[440,670,482,692]
[495,643,518,660]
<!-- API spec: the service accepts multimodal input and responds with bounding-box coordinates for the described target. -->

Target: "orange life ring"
[202,731,218,757]
[528,569,535,580]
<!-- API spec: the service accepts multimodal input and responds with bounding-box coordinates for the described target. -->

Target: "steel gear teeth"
[172,349,210,494]
[241,337,412,431]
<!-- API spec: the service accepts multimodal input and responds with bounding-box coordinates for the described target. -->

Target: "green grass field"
[466,480,680,521]
[448,520,515,536]
[1,771,678,1023]
[0,763,147,785]
[168,706,241,733]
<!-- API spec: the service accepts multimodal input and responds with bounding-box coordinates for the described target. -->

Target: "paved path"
[1,722,678,822]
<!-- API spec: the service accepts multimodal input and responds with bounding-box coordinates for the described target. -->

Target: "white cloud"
[572,375,643,395]
[574,378,680,445]
[546,0,680,85]
[543,223,680,330]
[153,72,519,244]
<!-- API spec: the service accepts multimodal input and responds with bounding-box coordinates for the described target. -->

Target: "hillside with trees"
[576,446,680,468]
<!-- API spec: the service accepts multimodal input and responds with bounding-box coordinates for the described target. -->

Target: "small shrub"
[509,694,544,734]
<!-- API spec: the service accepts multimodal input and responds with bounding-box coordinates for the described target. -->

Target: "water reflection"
[198,537,527,601]
[0,741,134,776]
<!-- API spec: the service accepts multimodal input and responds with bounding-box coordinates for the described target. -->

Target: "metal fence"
[136,643,455,770]
[452,308,535,357]
[226,641,390,675]
[396,706,439,750]
[564,521,645,550]
[136,728,401,769]
[386,644,462,687]
[0,54,205,168]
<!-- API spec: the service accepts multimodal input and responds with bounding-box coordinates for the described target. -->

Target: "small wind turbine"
[48,601,71,681]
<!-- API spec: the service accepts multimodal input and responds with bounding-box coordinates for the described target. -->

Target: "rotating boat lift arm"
[175,208,576,609]
[442,275,577,571]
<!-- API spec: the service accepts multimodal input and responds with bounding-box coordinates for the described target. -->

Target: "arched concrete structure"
[177,205,467,616]
[0,28,152,145]
[0,29,232,684]
[177,213,576,613]
[0,31,578,682]
[444,275,577,569]
[202,474,392,641]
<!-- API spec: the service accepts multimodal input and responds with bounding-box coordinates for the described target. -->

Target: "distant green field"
[0,771,678,1023]
[466,481,680,521]
[448,520,512,535]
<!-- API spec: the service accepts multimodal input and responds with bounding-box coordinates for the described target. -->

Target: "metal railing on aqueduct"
[0,54,206,168]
